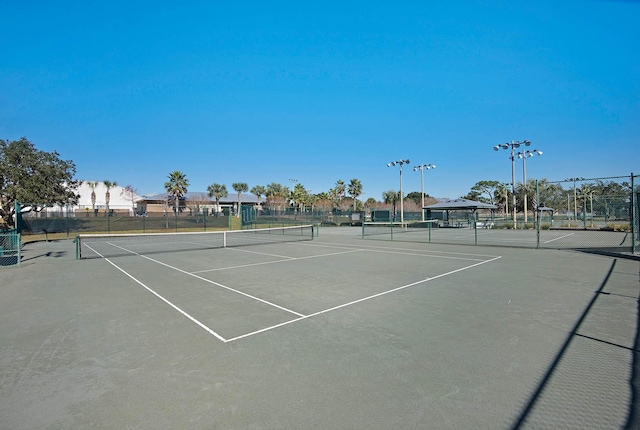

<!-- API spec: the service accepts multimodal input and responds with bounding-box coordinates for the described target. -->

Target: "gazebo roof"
[424,198,497,210]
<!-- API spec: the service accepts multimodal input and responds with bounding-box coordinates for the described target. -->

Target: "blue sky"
[1,1,639,201]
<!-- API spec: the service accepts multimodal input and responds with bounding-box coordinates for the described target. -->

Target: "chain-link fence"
[0,229,20,267]
[15,203,233,241]
[363,174,638,255]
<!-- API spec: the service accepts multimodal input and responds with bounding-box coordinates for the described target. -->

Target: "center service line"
[224,255,503,343]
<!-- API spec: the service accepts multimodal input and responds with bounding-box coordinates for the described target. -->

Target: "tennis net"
[362,220,439,238]
[76,225,315,259]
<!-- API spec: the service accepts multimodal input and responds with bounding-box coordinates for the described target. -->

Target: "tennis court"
[362,221,636,251]
[1,226,639,429]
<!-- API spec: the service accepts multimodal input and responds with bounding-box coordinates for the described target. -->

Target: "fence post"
[632,173,637,254]
[536,180,540,249]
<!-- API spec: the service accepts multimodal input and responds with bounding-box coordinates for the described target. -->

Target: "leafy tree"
[0,137,79,228]
[406,191,431,206]
[347,178,363,212]
[365,197,377,208]
[465,180,500,205]
[207,183,228,215]
[232,182,249,217]
[121,184,138,213]
[164,171,188,215]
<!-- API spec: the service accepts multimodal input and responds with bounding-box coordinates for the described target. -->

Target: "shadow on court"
[510,258,640,429]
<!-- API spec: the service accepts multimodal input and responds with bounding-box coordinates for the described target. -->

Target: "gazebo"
[424,198,498,228]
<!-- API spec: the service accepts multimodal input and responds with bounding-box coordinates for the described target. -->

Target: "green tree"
[406,191,431,206]
[265,183,290,215]
[0,137,79,227]
[207,183,228,215]
[86,181,98,215]
[164,171,189,215]
[465,180,500,205]
[103,180,118,215]
[347,178,363,212]
[365,197,377,208]
[382,190,400,221]
[291,183,308,212]
[250,185,266,210]
[232,182,249,217]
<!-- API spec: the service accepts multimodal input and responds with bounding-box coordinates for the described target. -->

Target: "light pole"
[565,177,584,221]
[517,149,542,223]
[387,159,410,223]
[493,140,531,228]
[413,163,436,221]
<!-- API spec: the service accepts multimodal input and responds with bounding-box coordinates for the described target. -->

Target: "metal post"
[523,155,528,224]
[631,173,637,254]
[511,146,517,228]
[420,167,425,221]
[399,163,404,223]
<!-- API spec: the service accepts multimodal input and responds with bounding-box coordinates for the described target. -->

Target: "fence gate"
[0,230,20,267]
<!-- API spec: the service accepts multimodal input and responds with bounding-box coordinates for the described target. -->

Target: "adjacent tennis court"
[1,227,638,429]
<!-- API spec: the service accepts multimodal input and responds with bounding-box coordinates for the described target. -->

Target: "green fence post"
[632,173,637,254]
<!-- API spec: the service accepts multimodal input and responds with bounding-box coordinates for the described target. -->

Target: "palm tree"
[86,181,98,216]
[207,183,228,216]
[265,183,290,215]
[232,183,249,217]
[250,185,266,211]
[382,190,400,221]
[348,178,363,212]
[103,180,118,216]
[164,171,189,215]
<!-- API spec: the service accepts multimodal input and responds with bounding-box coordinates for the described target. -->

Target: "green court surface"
[1,227,639,429]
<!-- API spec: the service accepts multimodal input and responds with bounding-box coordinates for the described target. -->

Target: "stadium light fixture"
[413,163,436,221]
[516,149,543,223]
[493,140,531,228]
[387,159,410,222]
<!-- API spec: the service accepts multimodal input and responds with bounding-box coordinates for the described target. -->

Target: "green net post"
[473,212,478,246]
[75,235,80,260]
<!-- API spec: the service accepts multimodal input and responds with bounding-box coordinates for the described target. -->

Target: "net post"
[473,211,478,246]
[223,231,227,248]
[75,235,80,260]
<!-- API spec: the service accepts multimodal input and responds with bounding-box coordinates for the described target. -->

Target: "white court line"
[83,243,228,342]
[544,232,575,243]
[224,255,502,343]
[192,248,363,274]
[85,239,502,343]
[91,241,307,318]
[301,240,502,259]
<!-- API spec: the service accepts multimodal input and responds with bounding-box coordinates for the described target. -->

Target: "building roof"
[424,198,497,210]
[140,192,261,204]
